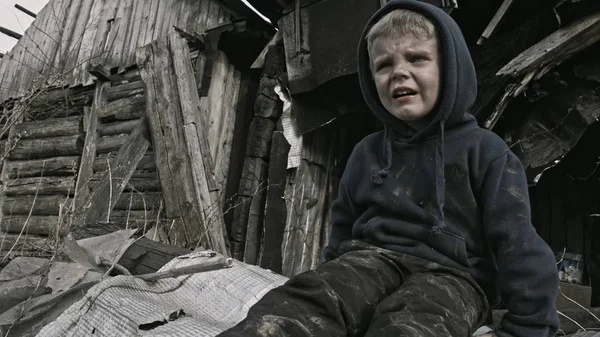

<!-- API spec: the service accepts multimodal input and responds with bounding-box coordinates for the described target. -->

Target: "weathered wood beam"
[477,0,515,45]
[1,216,60,235]
[4,176,76,196]
[137,34,228,253]
[96,133,130,153]
[4,156,80,179]
[3,195,71,216]
[497,12,600,78]
[0,27,22,40]
[95,95,145,119]
[89,173,161,192]
[8,135,82,160]
[74,118,151,232]
[73,104,101,217]
[12,116,82,139]
[486,11,600,129]
[14,4,37,18]
[258,131,290,273]
[98,119,139,136]
[105,81,145,102]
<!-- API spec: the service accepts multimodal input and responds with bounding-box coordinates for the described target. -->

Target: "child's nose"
[391,64,409,82]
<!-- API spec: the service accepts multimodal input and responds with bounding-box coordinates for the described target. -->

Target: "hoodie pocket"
[368,220,469,268]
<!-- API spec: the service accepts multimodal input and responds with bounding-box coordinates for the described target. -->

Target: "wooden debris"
[136,257,233,281]
[137,34,228,253]
[118,237,191,275]
[258,131,290,273]
[0,26,22,40]
[486,11,600,129]
[75,118,151,230]
[88,64,111,82]
[477,0,515,45]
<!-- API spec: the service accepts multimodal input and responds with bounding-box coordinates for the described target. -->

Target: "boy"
[218,1,559,336]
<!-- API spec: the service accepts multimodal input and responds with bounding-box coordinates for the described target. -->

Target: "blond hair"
[366,9,436,52]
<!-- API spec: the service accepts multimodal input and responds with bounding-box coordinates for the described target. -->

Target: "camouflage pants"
[218,241,490,337]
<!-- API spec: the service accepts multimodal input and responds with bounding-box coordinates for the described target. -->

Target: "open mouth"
[392,89,417,99]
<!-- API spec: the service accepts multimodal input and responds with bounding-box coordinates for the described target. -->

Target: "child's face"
[369,32,440,127]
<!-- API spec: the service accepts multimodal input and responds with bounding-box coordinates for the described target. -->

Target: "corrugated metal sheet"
[0,0,233,102]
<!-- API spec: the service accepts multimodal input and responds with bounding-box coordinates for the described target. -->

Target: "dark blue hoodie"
[322,1,559,336]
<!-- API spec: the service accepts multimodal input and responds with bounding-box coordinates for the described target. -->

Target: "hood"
[358,0,477,142]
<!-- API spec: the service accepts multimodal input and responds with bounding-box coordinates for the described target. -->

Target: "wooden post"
[72,79,107,224]
[14,4,37,18]
[136,33,228,254]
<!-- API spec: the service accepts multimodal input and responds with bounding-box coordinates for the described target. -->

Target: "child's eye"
[411,56,427,63]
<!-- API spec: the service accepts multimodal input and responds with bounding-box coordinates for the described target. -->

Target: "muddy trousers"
[218,246,490,337]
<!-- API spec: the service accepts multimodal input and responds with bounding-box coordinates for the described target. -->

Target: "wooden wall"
[0,0,233,102]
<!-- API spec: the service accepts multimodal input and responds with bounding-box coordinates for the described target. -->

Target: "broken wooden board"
[74,117,151,232]
[486,11,600,129]
[136,34,228,254]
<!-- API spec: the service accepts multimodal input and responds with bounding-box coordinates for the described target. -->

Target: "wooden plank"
[245,117,276,158]
[141,0,159,46]
[105,0,133,67]
[4,176,76,196]
[4,156,80,179]
[98,118,140,136]
[282,159,330,277]
[105,81,145,102]
[51,0,83,75]
[243,185,267,264]
[169,32,217,192]
[7,135,82,160]
[151,0,169,41]
[93,152,156,173]
[230,156,268,260]
[12,116,82,139]
[122,0,144,69]
[95,95,145,119]
[137,36,228,253]
[498,12,600,77]
[0,215,60,236]
[71,0,100,84]
[73,105,99,215]
[96,133,130,153]
[3,195,71,216]
[169,32,227,252]
[213,68,241,200]
[75,117,150,227]
[258,131,290,273]
[477,0,515,45]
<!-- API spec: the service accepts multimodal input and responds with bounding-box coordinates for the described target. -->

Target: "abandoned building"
[0,0,600,335]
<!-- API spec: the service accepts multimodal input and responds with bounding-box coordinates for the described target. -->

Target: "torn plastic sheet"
[37,251,288,337]
[275,83,303,169]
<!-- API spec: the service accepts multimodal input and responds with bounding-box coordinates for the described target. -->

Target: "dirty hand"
[480,333,497,337]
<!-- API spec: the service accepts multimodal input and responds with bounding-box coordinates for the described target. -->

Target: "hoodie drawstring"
[370,121,448,236]
[371,126,393,185]
[431,119,447,235]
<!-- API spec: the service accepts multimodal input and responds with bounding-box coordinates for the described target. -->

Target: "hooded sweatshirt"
[322,1,559,336]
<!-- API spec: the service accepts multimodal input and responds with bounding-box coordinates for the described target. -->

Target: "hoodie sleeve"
[480,151,559,337]
[322,146,363,263]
